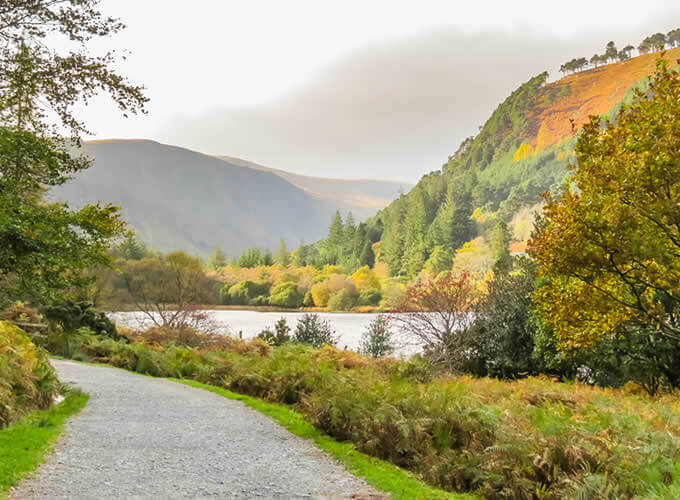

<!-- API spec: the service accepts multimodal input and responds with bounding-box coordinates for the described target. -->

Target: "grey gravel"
[12,360,383,499]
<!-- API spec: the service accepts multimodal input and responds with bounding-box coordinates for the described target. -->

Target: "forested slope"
[314,47,680,278]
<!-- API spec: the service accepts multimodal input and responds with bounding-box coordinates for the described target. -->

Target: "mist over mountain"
[50,140,407,256]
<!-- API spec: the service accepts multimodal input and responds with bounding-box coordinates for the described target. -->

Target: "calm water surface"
[112,310,383,351]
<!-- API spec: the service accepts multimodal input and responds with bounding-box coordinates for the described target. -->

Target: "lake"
[111,310,385,351]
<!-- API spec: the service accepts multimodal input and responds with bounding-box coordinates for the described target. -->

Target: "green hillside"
[304,48,680,278]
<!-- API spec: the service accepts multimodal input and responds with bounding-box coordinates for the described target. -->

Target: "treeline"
[560,29,680,74]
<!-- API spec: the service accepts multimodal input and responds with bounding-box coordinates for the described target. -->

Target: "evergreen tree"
[262,249,274,266]
[118,235,147,260]
[276,239,290,267]
[295,241,308,267]
[402,188,427,277]
[381,200,407,276]
[327,211,344,247]
[359,240,375,268]
[209,247,226,270]
[490,221,512,273]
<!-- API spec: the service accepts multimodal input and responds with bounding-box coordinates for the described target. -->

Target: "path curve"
[12,360,380,499]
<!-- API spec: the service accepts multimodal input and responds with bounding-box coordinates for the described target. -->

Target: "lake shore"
[105,304,383,314]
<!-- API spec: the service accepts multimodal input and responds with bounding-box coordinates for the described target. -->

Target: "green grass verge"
[176,379,469,499]
[0,391,88,498]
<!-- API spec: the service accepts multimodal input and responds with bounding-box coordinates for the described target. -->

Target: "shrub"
[227,280,270,305]
[293,313,338,347]
[268,282,304,308]
[257,317,291,346]
[327,288,358,311]
[43,300,118,339]
[359,315,394,358]
[310,281,331,306]
[358,288,382,306]
[0,321,58,428]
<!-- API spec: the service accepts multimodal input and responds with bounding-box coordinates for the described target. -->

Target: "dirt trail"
[12,360,379,499]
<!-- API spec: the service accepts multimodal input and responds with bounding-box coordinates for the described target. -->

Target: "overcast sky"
[80,1,680,182]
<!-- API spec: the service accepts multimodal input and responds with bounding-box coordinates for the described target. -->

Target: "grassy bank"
[177,379,460,499]
[0,390,88,498]
[54,330,680,499]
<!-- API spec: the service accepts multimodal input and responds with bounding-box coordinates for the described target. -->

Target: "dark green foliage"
[209,248,226,270]
[116,236,148,260]
[327,288,358,311]
[358,315,394,357]
[43,300,119,339]
[268,282,304,308]
[226,280,271,306]
[293,313,338,347]
[238,248,263,268]
[257,317,292,346]
[490,221,511,273]
[358,240,375,268]
[466,259,539,379]
[359,289,382,306]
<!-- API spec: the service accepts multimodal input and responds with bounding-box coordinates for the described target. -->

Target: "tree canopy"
[530,58,680,348]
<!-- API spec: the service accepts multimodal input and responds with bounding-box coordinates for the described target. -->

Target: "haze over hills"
[216,155,412,219]
[50,140,407,256]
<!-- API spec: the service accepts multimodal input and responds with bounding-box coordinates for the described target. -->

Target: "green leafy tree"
[122,252,216,329]
[0,1,146,302]
[530,59,680,361]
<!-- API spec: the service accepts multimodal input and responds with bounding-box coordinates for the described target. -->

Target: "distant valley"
[50,140,411,256]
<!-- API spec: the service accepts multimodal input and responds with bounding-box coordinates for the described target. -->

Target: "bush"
[327,288,358,311]
[0,322,58,428]
[359,315,394,357]
[43,300,118,339]
[257,317,291,346]
[293,313,338,347]
[227,280,271,305]
[268,282,304,308]
[358,289,382,306]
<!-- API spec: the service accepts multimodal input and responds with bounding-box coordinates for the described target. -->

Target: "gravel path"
[12,360,382,499]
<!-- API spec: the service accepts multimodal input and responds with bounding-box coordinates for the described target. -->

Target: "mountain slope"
[216,155,412,220]
[50,140,343,256]
[361,48,680,276]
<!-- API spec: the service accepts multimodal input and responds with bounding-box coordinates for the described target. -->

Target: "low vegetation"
[0,321,59,428]
[37,325,680,498]
[0,390,88,497]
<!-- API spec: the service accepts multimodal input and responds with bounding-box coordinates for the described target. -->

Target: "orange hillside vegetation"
[528,47,680,151]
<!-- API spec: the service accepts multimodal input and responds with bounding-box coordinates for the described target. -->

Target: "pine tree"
[402,188,427,277]
[295,241,308,267]
[490,221,512,273]
[327,211,344,247]
[276,239,290,267]
[209,247,226,270]
[381,200,407,276]
[359,240,375,268]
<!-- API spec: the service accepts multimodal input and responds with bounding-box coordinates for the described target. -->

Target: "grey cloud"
[159,15,680,183]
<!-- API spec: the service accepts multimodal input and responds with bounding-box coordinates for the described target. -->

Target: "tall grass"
[60,329,680,498]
